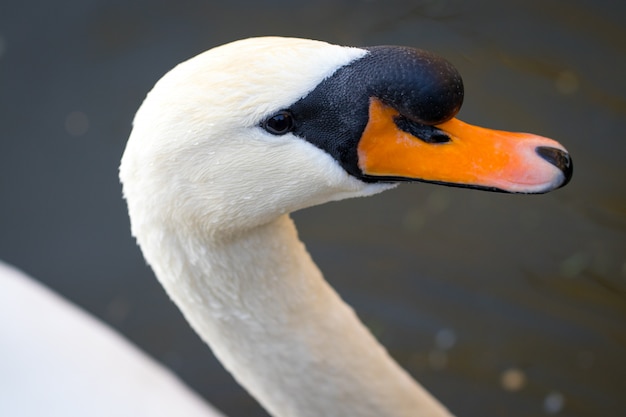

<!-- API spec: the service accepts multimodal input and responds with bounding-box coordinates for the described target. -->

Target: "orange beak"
[357,98,571,193]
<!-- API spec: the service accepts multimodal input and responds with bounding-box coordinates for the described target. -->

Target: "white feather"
[0,261,224,417]
[120,37,451,417]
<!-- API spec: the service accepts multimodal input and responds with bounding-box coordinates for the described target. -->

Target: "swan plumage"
[119,37,570,417]
[0,36,571,417]
[0,260,224,417]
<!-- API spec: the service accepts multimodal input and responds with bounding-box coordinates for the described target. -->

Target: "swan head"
[120,37,572,238]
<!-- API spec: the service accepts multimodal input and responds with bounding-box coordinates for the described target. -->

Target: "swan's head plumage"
[120,37,394,238]
[120,36,572,239]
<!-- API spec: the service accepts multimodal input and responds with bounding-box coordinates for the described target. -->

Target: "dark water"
[1,1,624,416]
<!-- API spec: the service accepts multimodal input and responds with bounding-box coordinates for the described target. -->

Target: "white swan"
[119,37,571,417]
[0,36,572,417]
[0,260,224,417]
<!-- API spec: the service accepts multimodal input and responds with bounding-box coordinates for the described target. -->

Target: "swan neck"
[148,215,451,417]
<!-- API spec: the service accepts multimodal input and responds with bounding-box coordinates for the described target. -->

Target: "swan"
[0,260,224,417]
[118,36,571,417]
[0,36,572,417]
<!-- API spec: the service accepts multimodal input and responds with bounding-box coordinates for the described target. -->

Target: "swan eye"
[262,111,294,135]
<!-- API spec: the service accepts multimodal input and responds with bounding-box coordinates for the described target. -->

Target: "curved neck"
[145,215,452,417]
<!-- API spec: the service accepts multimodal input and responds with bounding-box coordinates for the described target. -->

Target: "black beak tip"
[536,146,573,188]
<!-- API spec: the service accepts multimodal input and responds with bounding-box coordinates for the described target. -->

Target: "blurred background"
[1,0,624,416]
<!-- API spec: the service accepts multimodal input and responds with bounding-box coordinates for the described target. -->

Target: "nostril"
[536,146,573,188]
